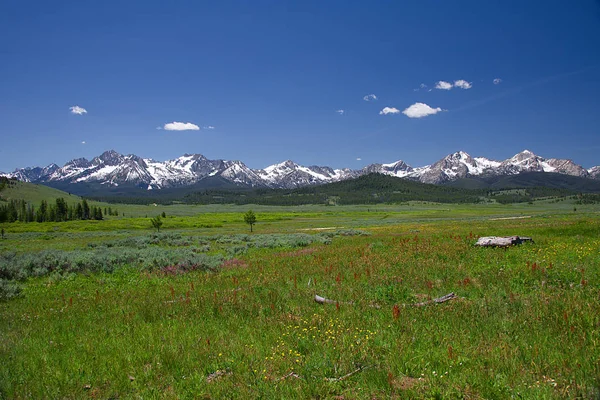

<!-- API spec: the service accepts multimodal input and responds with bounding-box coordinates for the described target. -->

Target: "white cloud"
[204,126,215,130]
[69,105,87,115]
[363,94,377,101]
[356,157,362,161]
[379,107,401,115]
[163,121,200,131]
[435,81,453,90]
[493,78,502,85]
[402,102,443,118]
[81,141,86,144]
[414,83,429,92]
[336,109,345,115]
[454,79,472,89]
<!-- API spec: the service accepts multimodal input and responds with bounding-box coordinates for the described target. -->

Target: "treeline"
[0,176,16,192]
[0,198,119,223]
[489,187,575,204]
[182,189,329,206]
[181,174,485,205]
[87,174,581,206]
[575,193,600,204]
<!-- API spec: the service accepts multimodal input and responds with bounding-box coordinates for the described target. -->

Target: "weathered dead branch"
[314,292,458,308]
[325,365,370,382]
[409,292,457,307]
[276,372,302,381]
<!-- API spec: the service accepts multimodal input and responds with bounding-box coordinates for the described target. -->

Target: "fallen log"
[410,292,457,307]
[314,292,457,307]
[314,294,353,305]
[475,236,533,248]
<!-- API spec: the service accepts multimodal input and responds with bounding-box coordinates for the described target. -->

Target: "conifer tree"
[82,199,90,220]
[75,203,83,220]
[55,198,68,222]
[48,205,57,222]
[19,200,26,222]
[27,204,34,222]
[37,200,48,222]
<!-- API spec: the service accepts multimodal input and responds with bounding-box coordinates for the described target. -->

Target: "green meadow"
[1,201,599,398]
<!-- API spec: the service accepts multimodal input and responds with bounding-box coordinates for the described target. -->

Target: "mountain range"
[2,149,599,191]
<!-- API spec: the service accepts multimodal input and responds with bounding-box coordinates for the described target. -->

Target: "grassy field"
[1,202,599,398]
[0,181,95,207]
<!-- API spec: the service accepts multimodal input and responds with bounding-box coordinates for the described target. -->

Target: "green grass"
[0,181,85,205]
[1,204,599,398]
[1,199,597,235]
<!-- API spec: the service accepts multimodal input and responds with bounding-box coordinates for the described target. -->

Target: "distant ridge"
[446,171,600,192]
[2,149,598,194]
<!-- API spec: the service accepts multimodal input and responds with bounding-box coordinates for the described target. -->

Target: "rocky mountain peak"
[65,158,91,168]
[93,150,124,165]
[3,149,598,190]
[509,149,538,163]
[587,166,600,179]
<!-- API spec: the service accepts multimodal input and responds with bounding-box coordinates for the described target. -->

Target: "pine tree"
[82,199,90,220]
[75,203,83,220]
[48,205,57,222]
[37,200,48,222]
[94,207,103,220]
[19,200,26,222]
[27,204,34,223]
[7,201,18,222]
[55,198,68,222]
[0,206,6,223]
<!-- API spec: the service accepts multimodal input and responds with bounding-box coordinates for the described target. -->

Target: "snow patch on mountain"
[587,166,600,179]
[4,149,599,190]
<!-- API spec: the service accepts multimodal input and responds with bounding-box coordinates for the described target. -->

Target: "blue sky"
[1,0,600,172]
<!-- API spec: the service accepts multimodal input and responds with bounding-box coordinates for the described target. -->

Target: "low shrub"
[0,279,22,301]
[0,248,223,281]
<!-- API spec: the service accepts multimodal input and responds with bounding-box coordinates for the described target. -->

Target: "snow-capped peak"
[263,160,298,173]
[4,149,598,190]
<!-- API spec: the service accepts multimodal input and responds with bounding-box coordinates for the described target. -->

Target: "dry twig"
[206,369,231,383]
[325,365,370,382]
[276,372,302,381]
